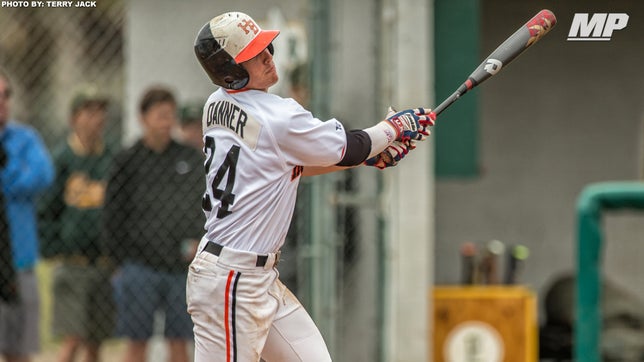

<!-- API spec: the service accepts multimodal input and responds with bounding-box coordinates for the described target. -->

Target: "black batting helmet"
[194,12,280,90]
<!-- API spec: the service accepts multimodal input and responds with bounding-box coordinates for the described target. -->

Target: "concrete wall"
[435,0,644,313]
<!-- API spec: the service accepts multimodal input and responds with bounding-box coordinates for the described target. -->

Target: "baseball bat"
[460,241,477,285]
[429,9,557,120]
[480,239,505,284]
[505,244,530,284]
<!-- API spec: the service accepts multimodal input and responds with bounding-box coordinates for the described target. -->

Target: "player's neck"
[226,87,269,94]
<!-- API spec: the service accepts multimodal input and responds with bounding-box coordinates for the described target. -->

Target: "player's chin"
[266,73,279,88]
[266,67,278,82]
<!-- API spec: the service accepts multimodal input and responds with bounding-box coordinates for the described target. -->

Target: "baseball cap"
[70,85,109,115]
[179,101,204,125]
[209,12,280,63]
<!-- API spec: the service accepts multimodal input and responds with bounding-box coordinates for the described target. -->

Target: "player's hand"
[384,107,434,142]
[364,139,416,169]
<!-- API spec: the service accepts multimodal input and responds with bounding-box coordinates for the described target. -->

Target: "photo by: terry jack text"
[1,1,96,7]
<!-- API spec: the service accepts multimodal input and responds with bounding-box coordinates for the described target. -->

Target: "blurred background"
[1,0,644,361]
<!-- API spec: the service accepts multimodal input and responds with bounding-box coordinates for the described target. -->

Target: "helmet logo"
[238,19,259,35]
[215,37,227,48]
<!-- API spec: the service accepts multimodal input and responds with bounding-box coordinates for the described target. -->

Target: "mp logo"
[567,13,629,41]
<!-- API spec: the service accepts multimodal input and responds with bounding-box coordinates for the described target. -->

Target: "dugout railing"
[575,181,644,362]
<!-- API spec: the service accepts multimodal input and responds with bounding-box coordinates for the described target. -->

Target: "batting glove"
[384,107,434,142]
[364,139,416,169]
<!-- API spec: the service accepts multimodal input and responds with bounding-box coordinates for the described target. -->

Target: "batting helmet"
[194,12,280,90]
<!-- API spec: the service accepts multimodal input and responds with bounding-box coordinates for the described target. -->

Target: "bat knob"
[512,244,530,260]
[486,239,505,255]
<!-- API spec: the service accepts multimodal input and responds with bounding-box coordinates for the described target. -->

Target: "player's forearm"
[335,121,396,168]
[302,165,353,177]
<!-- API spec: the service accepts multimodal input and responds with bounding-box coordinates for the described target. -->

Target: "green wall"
[434,0,480,178]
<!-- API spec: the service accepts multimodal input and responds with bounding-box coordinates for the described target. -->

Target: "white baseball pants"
[187,246,332,362]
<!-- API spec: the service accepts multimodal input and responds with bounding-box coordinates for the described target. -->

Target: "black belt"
[203,241,276,267]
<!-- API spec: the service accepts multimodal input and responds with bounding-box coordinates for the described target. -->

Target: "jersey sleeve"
[270,99,347,167]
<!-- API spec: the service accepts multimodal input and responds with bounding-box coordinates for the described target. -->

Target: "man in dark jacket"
[103,86,204,362]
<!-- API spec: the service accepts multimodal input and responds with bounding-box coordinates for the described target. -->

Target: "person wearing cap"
[0,68,54,362]
[38,86,117,362]
[178,100,205,151]
[188,12,434,361]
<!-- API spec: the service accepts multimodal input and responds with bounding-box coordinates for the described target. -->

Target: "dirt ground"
[33,337,191,362]
[34,340,127,362]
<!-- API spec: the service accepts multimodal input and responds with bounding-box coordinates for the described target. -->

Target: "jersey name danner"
[204,100,261,150]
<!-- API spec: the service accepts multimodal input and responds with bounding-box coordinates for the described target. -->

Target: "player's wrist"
[383,117,404,139]
[380,120,400,140]
[364,121,397,159]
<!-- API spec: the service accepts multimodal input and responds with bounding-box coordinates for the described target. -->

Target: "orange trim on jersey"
[291,165,304,181]
[224,88,251,94]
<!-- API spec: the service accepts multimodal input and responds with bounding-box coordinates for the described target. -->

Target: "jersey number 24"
[202,135,239,219]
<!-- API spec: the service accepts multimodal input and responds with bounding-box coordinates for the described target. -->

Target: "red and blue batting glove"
[364,140,416,169]
[384,107,434,142]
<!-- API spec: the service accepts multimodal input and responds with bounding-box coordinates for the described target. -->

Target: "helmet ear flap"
[194,23,250,90]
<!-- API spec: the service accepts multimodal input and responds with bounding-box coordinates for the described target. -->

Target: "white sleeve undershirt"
[363,121,397,159]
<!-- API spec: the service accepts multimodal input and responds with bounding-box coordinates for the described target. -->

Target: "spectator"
[0,68,54,362]
[38,86,117,362]
[103,86,204,362]
[178,100,205,151]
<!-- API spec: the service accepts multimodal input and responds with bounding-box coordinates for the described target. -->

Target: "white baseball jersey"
[199,89,347,254]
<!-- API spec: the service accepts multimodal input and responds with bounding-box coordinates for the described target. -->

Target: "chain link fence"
[1,2,383,361]
[1,2,126,360]
[0,1,125,146]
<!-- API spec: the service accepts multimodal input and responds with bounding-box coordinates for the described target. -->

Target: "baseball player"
[187,12,434,362]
